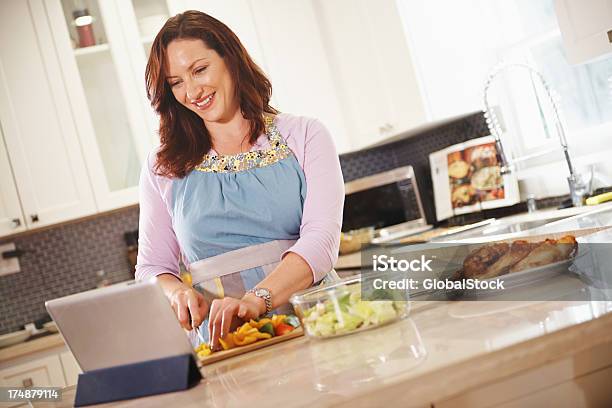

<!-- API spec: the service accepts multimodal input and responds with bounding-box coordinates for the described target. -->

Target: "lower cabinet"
[0,347,81,407]
[434,341,612,408]
[0,355,66,389]
[0,354,66,408]
[59,350,82,386]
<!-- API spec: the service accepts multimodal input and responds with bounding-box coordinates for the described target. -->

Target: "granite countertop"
[48,284,612,407]
[24,205,612,406]
[0,333,65,364]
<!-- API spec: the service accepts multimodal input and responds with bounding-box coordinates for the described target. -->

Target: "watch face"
[255,288,270,298]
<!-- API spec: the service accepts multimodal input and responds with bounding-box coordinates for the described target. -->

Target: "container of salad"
[289,276,410,339]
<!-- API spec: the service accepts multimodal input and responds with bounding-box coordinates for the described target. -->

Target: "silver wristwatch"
[247,287,272,315]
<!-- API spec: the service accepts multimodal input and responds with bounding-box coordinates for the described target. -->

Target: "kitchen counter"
[0,333,64,364]
[35,209,612,407]
[41,287,612,407]
[335,202,612,270]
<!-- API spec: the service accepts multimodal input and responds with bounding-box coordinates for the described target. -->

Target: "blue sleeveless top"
[171,116,307,265]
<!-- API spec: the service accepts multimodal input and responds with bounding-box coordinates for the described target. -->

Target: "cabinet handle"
[22,377,33,387]
[11,218,21,228]
[30,214,39,223]
[378,123,395,135]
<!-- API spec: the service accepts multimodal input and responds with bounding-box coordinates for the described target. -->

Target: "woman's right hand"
[157,274,208,330]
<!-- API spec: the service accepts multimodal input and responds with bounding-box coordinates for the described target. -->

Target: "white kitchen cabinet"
[44,0,158,211]
[247,0,351,153]
[172,1,426,153]
[0,129,25,236]
[59,350,81,386]
[175,0,351,152]
[0,0,97,231]
[555,0,612,64]
[0,355,66,403]
[313,0,427,150]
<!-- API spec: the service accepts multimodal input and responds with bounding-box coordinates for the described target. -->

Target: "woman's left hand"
[207,294,265,350]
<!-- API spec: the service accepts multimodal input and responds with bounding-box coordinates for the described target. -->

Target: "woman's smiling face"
[165,38,238,124]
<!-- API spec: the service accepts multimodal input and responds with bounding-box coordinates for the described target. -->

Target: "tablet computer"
[46,279,194,372]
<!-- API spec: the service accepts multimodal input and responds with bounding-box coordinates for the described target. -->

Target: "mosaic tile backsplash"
[0,111,495,335]
[0,208,139,335]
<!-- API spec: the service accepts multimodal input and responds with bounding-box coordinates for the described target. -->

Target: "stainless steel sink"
[433,216,568,242]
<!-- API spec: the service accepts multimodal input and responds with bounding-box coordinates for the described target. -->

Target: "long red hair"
[145,10,278,178]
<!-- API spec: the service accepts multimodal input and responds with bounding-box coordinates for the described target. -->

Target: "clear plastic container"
[289,276,410,339]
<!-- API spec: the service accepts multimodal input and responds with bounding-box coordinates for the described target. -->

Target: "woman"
[136,10,344,350]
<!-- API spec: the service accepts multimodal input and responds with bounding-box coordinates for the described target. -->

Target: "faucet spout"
[482,62,585,206]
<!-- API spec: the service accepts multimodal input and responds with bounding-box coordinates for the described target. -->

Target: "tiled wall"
[0,207,139,335]
[0,110,520,335]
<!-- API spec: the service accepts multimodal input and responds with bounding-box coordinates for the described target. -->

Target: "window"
[398,0,612,163]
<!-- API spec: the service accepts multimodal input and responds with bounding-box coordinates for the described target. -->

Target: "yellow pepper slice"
[251,332,272,340]
[219,333,236,350]
[271,314,287,328]
[238,322,258,334]
[234,335,258,346]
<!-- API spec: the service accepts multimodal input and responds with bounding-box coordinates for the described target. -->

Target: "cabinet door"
[0,127,25,236]
[0,0,97,230]
[247,0,351,153]
[555,0,612,64]
[0,355,66,389]
[59,351,81,387]
[44,0,152,211]
[314,0,426,150]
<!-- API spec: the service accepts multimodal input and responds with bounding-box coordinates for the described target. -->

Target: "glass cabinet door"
[61,0,146,190]
[130,0,171,58]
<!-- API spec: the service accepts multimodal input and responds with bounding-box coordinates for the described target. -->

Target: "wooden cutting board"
[197,327,304,366]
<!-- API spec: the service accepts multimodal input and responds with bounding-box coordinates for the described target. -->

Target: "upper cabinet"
[0,129,25,236]
[313,0,427,151]
[0,0,162,238]
[0,0,429,237]
[46,0,159,210]
[0,0,96,231]
[555,0,612,64]
[174,0,427,153]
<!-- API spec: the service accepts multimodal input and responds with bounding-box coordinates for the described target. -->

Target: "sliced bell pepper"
[271,314,287,329]
[259,322,275,337]
[219,333,236,350]
[234,334,259,346]
[274,322,295,336]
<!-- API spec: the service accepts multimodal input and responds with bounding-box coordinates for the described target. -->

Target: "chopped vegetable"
[284,315,300,328]
[274,322,295,336]
[271,314,287,329]
[300,285,405,337]
[259,322,275,337]
[194,314,300,358]
[194,342,212,358]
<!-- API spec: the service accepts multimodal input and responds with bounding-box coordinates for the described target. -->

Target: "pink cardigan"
[135,113,345,283]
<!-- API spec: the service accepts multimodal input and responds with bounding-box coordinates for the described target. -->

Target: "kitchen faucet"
[482,62,587,207]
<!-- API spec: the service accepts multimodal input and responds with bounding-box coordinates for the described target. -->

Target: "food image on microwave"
[467,144,497,169]
[471,166,502,190]
[451,184,476,207]
[447,141,505,209]
[448,160,470,179]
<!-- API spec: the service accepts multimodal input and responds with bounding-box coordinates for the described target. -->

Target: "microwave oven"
[342,166,431,243]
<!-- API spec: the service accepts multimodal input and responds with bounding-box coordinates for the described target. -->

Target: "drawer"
[0,354,66,388]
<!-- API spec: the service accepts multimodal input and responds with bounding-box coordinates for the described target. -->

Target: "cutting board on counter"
[197,327,304,366]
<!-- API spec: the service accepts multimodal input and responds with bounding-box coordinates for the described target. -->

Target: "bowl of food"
[290,276,409,339]
[339,227,375,255]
